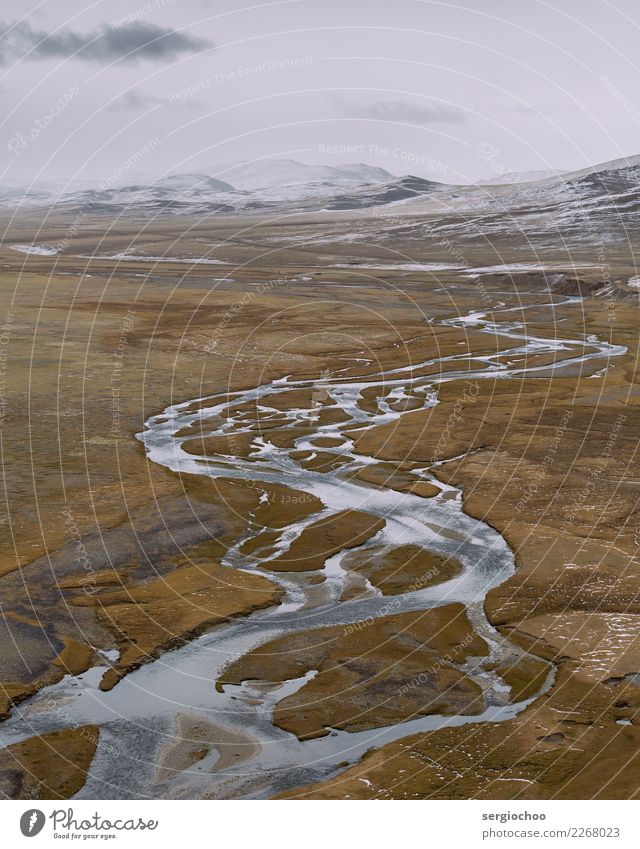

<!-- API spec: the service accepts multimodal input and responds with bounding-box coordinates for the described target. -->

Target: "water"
[0,295,625,798]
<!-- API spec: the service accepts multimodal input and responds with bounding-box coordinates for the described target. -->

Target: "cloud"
[0,20,212,65]
[334,96,466,125]
[106,91,164,112]
[107,90,205,112]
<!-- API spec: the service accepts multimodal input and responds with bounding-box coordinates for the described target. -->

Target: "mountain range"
[4,156,640,249]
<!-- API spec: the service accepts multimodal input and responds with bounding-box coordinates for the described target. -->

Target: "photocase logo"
[20,809,45,837]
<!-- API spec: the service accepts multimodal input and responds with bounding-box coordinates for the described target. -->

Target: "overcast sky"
[2,0,640,187]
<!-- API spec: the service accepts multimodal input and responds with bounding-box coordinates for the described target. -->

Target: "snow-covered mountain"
[325,175,451,209]
[154,173,235,193]
[218,159,393,190]
[2,160,399,216]
[4,155,640,252]
[479,169,565,185]
[365,153,640,248]
[44,183,236,216]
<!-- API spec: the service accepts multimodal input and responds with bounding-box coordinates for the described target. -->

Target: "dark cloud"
[334,96,466,125]
[0,20,212,65]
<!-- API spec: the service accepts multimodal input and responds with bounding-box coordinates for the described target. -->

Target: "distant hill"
[479,169,565,185]
[218,159,393,190]
[154,173,234,193]
[325,175,450,209]
[5,155,640,249]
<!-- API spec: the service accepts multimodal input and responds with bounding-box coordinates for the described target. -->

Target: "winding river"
[0,294,626,799]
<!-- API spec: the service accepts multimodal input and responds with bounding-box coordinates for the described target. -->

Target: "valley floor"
[0,216,639,799]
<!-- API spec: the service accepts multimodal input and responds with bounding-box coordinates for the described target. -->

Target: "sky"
[2,0,640,188]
